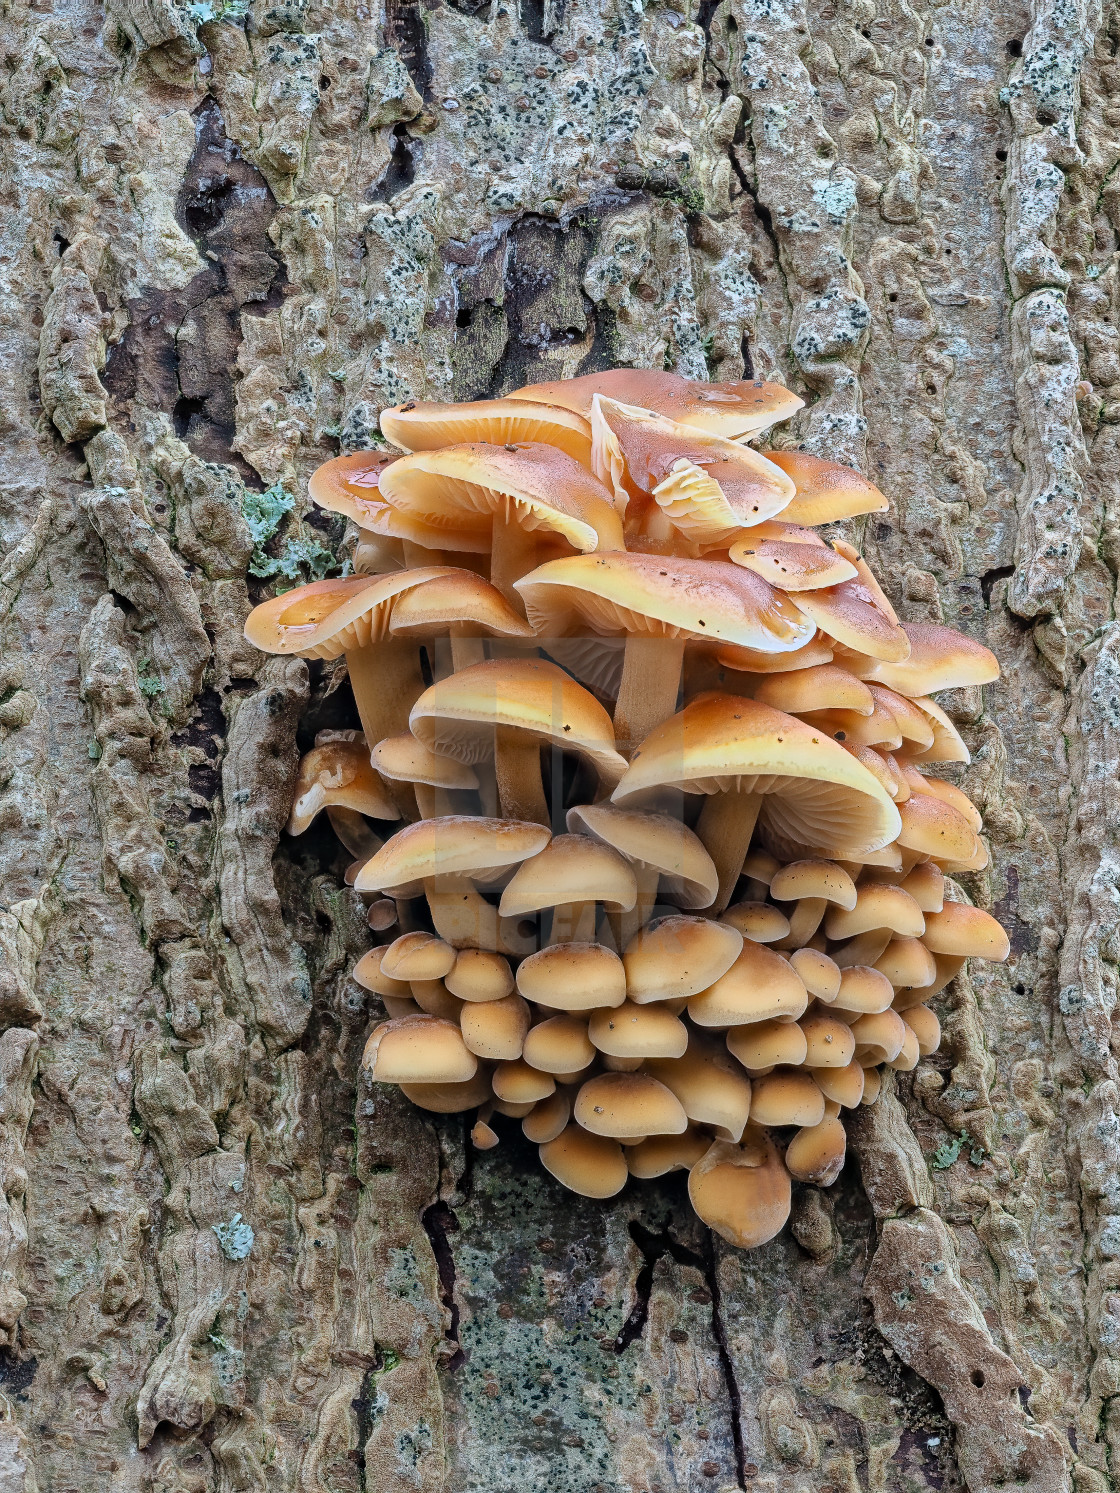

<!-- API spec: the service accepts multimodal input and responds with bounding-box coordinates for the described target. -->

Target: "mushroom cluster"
[244,369,1009,1250]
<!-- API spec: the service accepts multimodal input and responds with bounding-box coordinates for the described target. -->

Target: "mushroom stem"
[548,901,598,944]
[346,641,424,748]
[403,539,442,567]
[414,782,438,819]
[777,897,827,950]
[325,806,382,861]
[450,629,487,672]
[613,636,686,755]
[494,728,549,827]
[618,863,660,946]
[696,789,762,915]
[491,522,537,611]
[424,876,536,957]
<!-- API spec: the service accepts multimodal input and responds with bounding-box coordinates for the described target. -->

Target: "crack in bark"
[617,1221,748,1489]
[422,1200,466,1373]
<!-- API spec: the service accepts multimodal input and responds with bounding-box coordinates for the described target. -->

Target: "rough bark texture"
[0,0,1114,1486]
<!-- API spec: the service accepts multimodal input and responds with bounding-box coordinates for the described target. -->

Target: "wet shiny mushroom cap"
[353,815,550,895]
[388,570,536,642]
[612,694,901,859]
[380,931,456,983]
[516,551,814,656]
[244,568,459,660]
[380,397,593,465]
[763,451,890,526]
[498,834,637,918]
[509,368,804,439]
[516,942,627,1010]
[409,657,628,790]
[363,1015,477,1083]
[377,441,623,552]
[851,621,1000,696]
[567,802,720,910]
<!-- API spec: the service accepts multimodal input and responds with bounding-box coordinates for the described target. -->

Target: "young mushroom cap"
[811,1059,865,1108]
[492,1059,556,1104]
[498,834,637,916]
[522,1089,573,1144]
[689,940,810,1027]
[853,622,1000,696]
[380,397,594,464]
[726,1018,808,1072]
[410,656,628,789]
[785,1115,847,1186]
[875,936,937,991]
[380,931,457,982]
[400,1072,494,1112]
[749,1068,827,1127]
[763,451,890,525]
[720,902,791,943]
[574,1071,688,1138]
[354,816,551,895]
[900,861,945,913]
[895,793,979,863]
[788,579,911,664]
[516,943,627,1010]
[363,1015,478,1083]
[445,949,515,1003]
[830,964,896,1014]
[900,767,982,829]
[623,916,744,1002]
[410,979,463,1021]
[460,994,532,1061]
[245,569,458,660]
[687,1130,792,1249]
[388,569,536,643]
[522,1014,597,1074]
[646,1039,754,1141]
[588,1001,689,1060]
[886,1021,921,1071]
[567,803,719,909]
[539,1125,629,1197]
[751,665,875,717]
[626,1129,711,1178]
[921,901,1011,960]
[515,551,814,655]
[798,1012,858,1068]
[866,685,935,751]
[824,884,926,941]
[371,733,481,794]
[849,1008,907,1064]
[510,368,804,438]
[352,947,412,999]
[788,947,842,1002]
[902,698,971,765]
[715,632,837,675]
[288,736,400,834]
[770,859,858,910]
[903,1004,941,1057]
[728,533,858,592]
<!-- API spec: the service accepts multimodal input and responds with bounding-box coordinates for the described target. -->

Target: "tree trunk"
[0,0,1108,1485]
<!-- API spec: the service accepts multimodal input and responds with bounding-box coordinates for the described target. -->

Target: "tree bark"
[0,0,1108,1486]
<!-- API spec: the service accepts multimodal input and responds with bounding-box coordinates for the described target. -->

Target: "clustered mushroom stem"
[548,901,598,944]
[696,788,763,914]
[494,728,550,827]
[613,635,686,756]
[346,642,423,818]
[423,876,535,957]
[414,782,438,819]
[618,863,660,946]
[449,629,487,672]
[781,897,827,949]
[402,539,441,566]
[490,521,538,611]
[325,806,383,861]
